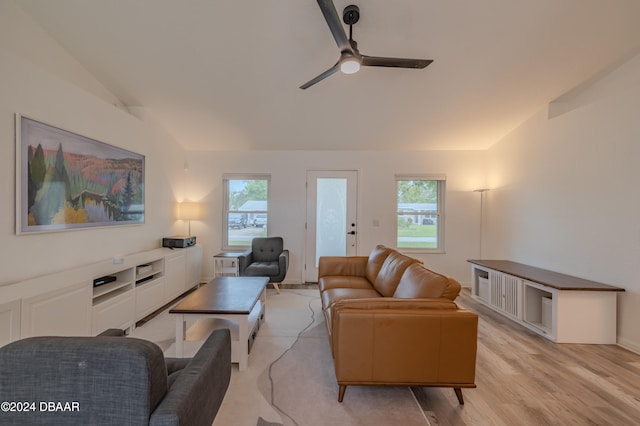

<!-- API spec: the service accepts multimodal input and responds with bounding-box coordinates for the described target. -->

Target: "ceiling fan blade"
[361,55,433,69]
[317,0,352,53]
[300,62,340,89]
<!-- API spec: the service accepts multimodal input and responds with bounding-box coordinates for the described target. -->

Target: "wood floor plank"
[412,288,640,425]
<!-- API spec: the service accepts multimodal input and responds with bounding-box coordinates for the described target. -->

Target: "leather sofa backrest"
[365,245,392,283]
[373,250,418,297]
[393,263,461,300]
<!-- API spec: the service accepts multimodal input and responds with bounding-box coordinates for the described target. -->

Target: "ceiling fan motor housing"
[343,5,360,25]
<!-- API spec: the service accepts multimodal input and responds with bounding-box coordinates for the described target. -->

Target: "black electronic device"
[162,235,196,248]
[93,275,117,287]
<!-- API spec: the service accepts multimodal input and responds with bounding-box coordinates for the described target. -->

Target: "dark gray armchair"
[238,237,289,293]
[0,328,231,426]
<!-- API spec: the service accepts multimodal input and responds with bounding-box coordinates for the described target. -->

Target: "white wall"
[0,2,185,286]
[485,53,640,352]
[185,149,487,285]
[0,0,485,290]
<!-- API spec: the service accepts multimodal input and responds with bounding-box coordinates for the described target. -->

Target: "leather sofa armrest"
[331,308,478,386]
[318,256,369,279]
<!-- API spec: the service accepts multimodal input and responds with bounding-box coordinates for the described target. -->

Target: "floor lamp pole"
[474,189,490,259]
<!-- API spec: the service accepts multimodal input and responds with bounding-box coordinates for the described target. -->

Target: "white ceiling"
[15,0,640,151]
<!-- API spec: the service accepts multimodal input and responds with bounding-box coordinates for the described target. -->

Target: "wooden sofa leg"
[454,388,464,405]
[338,385,347,402]
[272,282,280,294]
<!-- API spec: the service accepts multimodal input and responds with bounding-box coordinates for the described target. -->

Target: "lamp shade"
[177,202,202,221]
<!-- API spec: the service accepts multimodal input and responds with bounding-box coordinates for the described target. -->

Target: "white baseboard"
[617,336,640,355]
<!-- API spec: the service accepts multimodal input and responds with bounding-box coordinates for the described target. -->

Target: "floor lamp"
[473,189,490,258]
[177,202,202,236]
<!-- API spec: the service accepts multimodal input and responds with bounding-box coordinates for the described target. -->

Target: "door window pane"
[316,178,347,265]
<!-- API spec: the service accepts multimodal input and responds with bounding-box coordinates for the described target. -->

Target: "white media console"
[468,260,624,344]
[0,245,202,347]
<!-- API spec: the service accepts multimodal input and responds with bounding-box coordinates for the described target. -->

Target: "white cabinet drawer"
[92,290,135,335]
[136,277,166,319]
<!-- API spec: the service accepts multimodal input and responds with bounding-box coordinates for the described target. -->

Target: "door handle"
[347,231,356,235]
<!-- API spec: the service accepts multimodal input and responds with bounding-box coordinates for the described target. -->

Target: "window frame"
[395,174,446,253]
[222,173,270,251]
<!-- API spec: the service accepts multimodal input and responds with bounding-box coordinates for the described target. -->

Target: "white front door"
[305,170,358,282]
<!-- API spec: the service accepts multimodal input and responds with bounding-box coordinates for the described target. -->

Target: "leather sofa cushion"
[393,263,461,300]
[331,297,458,311]
[319,275,373,293]
[321,288,381,311]
[365,245,392,284]
[318,256,368,279]
[373,251,418,297]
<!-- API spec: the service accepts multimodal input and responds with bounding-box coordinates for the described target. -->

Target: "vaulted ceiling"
[15,0,640,151]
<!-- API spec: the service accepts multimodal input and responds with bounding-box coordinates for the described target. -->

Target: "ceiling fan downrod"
[343,4,359,41]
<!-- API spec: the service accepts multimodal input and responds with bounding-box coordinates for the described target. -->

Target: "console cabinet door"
[0,299,21,347]
[186,245,203,290]
[135,277,166,320]
[165,251,187,301]
[21,282,92,337]
[489,272,522,319]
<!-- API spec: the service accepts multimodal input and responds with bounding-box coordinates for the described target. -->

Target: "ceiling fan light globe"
[340,59,360,74]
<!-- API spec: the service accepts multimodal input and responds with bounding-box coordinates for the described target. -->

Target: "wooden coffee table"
[169,276,268,370]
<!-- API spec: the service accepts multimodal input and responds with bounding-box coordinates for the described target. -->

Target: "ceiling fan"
[300,1,433,89]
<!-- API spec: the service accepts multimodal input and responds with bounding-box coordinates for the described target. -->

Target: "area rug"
[256,323,428,425]
[131,289,429,426]
[254,295,429,426]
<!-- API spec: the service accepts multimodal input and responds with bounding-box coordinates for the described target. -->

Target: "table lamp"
[177,202,202,236]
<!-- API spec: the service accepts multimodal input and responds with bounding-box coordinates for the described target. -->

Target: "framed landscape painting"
[16,115,145,234]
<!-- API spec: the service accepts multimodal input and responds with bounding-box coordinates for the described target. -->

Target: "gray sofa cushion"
[0,329,232,426]
[150,329,231,426]
[0,336,167,425]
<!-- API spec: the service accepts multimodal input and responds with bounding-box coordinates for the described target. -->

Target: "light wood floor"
[412,288,640,426]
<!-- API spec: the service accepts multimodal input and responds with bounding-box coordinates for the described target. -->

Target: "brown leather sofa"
[318,245,478,403]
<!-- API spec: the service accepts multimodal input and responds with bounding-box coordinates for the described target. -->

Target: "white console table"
[468,260,624,344]
[0,245,202,347]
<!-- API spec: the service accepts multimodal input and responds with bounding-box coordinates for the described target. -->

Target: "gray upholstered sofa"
[0,328,231,425]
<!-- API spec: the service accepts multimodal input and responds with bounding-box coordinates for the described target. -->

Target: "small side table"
[213,252,244,277]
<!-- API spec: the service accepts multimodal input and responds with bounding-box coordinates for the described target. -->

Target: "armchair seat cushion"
[244,261,280,276]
